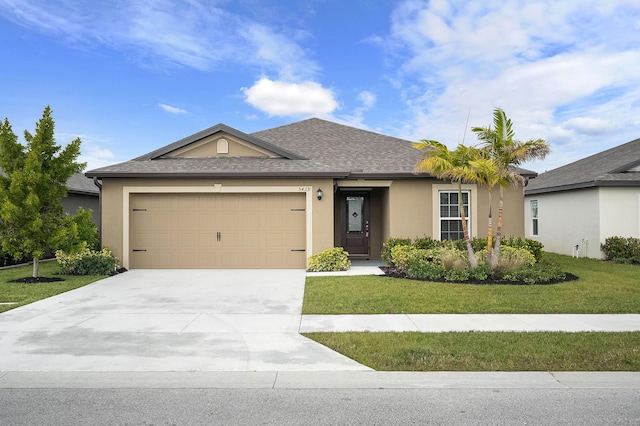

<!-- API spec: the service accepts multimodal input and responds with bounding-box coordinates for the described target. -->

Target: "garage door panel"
[130,192,306,269]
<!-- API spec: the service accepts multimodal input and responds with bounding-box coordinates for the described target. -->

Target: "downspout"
[93,177,103,248]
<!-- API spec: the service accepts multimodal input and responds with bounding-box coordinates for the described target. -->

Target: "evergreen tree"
[0,106,85,278]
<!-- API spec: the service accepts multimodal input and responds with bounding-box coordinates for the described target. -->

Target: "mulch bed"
[380,266,578,285]
[8,276,65,284]
[7,267,128,283]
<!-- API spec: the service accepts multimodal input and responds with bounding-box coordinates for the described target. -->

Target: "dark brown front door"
[341,193,370,256]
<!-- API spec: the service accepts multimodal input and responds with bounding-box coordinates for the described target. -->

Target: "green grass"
[0,261,107,313]
[302,253,640,314]
[304,332,640,371]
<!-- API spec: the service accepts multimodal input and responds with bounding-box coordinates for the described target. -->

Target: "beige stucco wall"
[100,177,527,267]
[386,179,432,239]
[385,180,525,241]
[100,178,335,268]
[165,134,272,158]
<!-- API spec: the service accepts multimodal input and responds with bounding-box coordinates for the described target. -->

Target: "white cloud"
[159,103,187,115]
[240,23,318,81]
[0,0,319,79]
[79,147,116,171]
[561,117,615,136]
[57,132,117,171]
[384,0,640,172]
[243,78,338,117]
[357,91,377,109]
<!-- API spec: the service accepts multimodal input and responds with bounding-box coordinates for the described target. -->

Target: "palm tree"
[414,140,482,267]
[472,108,550,263]
[468,154,515,266]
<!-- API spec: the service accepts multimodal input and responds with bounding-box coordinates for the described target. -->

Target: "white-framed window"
[439,190,470,241]
[531,200,538,236]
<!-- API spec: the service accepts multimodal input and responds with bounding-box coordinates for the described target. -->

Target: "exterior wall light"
[317,188,323,200]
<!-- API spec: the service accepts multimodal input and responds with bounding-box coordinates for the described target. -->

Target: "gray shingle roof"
[86,118,426,179]
[525,137,640,195]
[67,173,100,195]
[85,117,538,180]
[252,118,424,177]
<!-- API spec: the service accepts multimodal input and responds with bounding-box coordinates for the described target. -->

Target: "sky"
[1,0,639,174]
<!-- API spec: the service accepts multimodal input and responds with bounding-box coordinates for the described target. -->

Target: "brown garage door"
[129,193,306,268]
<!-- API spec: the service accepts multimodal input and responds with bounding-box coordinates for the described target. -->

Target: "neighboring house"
[85,118,534,269]
[63,173,100,222]
[524,137,640,259]
[0,169,99,221]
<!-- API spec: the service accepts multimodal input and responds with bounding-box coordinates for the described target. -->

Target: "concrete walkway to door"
[0,270,370,372]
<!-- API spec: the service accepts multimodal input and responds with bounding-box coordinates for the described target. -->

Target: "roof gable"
[162,132,275,158]
[134,123,306,161]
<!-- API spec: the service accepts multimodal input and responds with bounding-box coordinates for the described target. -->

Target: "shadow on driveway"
[0,270,370,372]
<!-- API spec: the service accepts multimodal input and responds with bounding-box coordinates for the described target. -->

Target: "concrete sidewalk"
[300,314,640,333]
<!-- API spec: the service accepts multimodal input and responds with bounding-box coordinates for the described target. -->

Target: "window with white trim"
[531,200,538,236]
[439,190,470,241]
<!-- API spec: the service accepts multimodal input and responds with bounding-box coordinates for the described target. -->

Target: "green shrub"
[444,268,470,282]
[612,256,640,265]
[390,245,416,273]
[469,264,491,281]
[601,236,640,262]
[524,239,544,262]
[503,264,566,285]
[59,207,100,253]
[71,207,100,251]
[56,243,119,275]
[499,236,544,262]
[413,236,440,250]
[307,247,351,272]
[392,246,441,274]
[381,238,412,265]
[501,235,529,250]
[470,237,489,253]
[406,258,445,281]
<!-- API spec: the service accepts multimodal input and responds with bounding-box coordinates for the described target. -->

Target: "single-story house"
[86,118,534,269]
[63,173,100,222]
[524,137,640,259]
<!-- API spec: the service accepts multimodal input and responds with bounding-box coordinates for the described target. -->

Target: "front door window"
[347,196,364,233]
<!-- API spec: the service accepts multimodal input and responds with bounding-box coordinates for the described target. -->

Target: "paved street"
[1,386,638,425]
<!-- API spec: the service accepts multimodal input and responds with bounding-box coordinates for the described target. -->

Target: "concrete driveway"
[0,270,370,372]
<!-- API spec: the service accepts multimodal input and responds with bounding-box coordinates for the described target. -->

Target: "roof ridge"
[254,117,415,143]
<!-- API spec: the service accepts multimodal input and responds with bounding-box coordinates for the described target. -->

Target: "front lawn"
[304,331,640,371]
[0,261,108,313]
[303,253,640,371]
[302,253,640,314]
